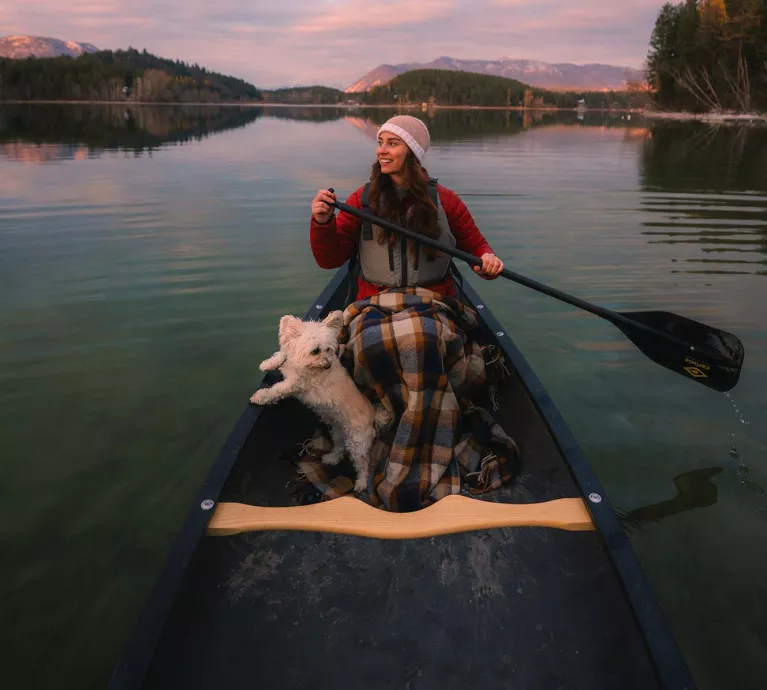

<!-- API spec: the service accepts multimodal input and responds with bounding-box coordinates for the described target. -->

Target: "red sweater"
[310,184,493,300]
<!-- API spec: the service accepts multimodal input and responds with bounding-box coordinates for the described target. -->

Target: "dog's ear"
[278,315,303,344]
[322,310,344,333]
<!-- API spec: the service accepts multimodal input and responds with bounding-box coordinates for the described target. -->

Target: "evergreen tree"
[647,0,766,111]
[0,50,263,102]
[360,69,638,109]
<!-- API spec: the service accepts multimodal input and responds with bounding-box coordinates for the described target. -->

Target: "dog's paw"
[354,474,369,494]
[250,390,269,405]
[259,351,286,372]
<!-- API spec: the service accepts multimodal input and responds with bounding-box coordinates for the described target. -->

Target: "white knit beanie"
[377,115,430,165]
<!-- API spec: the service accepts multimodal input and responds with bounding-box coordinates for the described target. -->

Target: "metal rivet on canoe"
[200,499,215,511]
[588,493,602,504]
[496,331,504,337]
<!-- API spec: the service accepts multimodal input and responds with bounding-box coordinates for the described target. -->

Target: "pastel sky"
[2,1,667,89]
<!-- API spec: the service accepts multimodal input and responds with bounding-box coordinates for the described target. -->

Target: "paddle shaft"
[331,198,708,357]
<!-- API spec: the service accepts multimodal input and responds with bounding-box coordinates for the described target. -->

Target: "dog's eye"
[311,347,321,355]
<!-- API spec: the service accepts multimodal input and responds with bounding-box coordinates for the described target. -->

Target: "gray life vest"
[359,178,456,288]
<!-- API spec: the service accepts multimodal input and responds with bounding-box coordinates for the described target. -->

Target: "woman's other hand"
[474,253,504,280]
[312,189,336,224]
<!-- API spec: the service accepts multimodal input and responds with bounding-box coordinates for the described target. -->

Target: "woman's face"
[377,131,409,177]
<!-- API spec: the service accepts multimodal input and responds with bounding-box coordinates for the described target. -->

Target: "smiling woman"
[310,115,504,299]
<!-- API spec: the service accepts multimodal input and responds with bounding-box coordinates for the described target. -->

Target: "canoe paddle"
[326,191,744,392]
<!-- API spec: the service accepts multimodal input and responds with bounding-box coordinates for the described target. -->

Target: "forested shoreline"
[360,69,649,109]
[0,49,647,111]
[647,0,767,113]
[0,49,262,102]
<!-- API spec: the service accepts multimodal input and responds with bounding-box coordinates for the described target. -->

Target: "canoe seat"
[206,495,595,539]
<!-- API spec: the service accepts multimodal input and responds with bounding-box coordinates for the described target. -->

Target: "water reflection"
[346,107,643,142]
[639,122,767,275]
[262,106,353,123]
[0,104,653,164]
[641,122,767,192]
[0,104,262,161]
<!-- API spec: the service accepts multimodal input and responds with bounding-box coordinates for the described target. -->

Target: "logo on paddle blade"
[683,356,711,379]
[683,366,708,378]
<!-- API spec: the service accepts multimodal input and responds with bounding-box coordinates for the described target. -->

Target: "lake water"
[1,104,765,690]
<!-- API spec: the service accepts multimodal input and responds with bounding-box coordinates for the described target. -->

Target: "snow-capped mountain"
[0,35,99,59]
[346,56,644,92]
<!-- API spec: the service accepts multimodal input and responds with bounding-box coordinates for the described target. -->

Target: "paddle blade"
[616,311,744,392]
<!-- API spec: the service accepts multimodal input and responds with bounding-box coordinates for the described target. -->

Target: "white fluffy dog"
[250,311,389,493]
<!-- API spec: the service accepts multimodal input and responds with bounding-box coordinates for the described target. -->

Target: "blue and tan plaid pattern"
[297,288,517,512]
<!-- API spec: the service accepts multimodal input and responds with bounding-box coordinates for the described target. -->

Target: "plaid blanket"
[295,288,518,512]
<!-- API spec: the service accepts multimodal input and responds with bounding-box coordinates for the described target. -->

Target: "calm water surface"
[1,105,765,689]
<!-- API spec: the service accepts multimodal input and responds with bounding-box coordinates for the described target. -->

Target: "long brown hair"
[367,150,439,261]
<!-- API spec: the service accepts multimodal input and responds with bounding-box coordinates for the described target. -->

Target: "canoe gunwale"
[456,276,696,690]
[108,264,696,690]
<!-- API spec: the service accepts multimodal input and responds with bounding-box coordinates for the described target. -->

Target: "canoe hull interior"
[143,398,661,690]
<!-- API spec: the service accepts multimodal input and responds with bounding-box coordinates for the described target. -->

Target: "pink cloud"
[293,0,458,33]
[1,0,669,87]
[70,17,156,29]
[229,26,261,35]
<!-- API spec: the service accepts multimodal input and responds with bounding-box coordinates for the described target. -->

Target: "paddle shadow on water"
[618,467,723,533]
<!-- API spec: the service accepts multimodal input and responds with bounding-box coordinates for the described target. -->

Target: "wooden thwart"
[206,495,595,539]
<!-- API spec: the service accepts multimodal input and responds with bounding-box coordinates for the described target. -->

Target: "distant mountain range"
[1,36,643,96]
[345,56,644,92]
[0,35,99,59]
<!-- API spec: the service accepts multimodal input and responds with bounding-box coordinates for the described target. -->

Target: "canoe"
[109,264,696,690]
